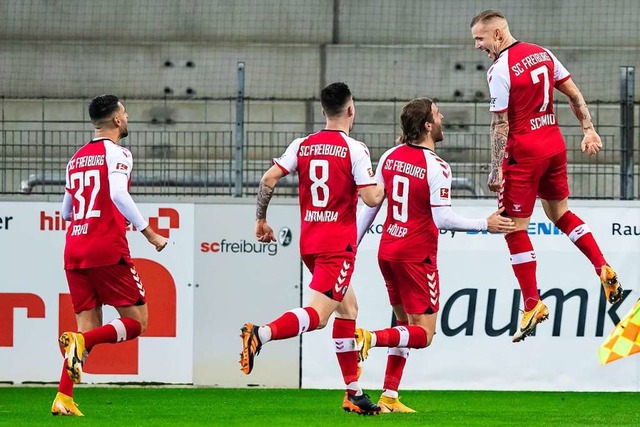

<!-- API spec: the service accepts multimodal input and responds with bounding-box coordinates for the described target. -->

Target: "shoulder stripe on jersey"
[273,161,290,175]
[555,74,571,86]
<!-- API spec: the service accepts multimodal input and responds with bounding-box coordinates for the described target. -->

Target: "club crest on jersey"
[116,163,129,171]
[440,188,449,199]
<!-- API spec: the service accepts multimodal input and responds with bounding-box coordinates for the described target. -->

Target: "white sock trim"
[568,224,590,243]
[510,251,536,265]
[109,318,127,342]
[347,382,362,395]
[382,389,399,398]
[258,325,272,343]
[388,347,410,358]
[333,338,356,353]
[395,326,410,347]
[288,307,310,334]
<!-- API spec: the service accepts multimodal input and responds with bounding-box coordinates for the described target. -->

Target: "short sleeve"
[427,155,453,207]
[105,144,133,178]
[273,138,304,175]
[349,141,376,187]
[546,48,571,86]
[487,59,510,113]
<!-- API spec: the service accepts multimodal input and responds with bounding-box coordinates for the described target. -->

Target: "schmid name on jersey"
[304,210,338,222]
[530,113,556,130]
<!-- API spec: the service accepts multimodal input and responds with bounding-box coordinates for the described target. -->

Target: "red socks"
[383,320,410,393]
[505,230,539,311]
[555,211,607,275]
[57,362,74,396]
[333,318,359,386]
[373,324,428,348]
[267,307,320,340]
[83,317,141,349]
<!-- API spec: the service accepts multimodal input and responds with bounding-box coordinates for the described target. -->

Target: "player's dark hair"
[320,82,352,118]
[470,9,506,28]
[88,94,120,123]
[397,98,434,145]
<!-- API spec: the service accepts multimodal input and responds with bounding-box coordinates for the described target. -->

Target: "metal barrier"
[1,128,636,199]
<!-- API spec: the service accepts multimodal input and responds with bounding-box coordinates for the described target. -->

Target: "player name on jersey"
[510,51,551,76]
[298,144,348,158]
[67,154,105,170]
[304,210,338,222]
[530,113,557,130]
[383,159,426,179]
[386,223,408,238]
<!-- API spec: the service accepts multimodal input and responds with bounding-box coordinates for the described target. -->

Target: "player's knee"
[425,331,435,347]
[139,318,148,334]
[316,319,328,330]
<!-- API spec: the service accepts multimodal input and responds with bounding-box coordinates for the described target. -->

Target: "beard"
[433,125,444,142]
[119,126,129,138]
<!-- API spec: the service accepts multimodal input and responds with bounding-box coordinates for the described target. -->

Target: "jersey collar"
[496,40,520,61]
[90,137,114,144]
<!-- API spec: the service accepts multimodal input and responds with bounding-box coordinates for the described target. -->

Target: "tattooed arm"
[557,78,602,156]
[488,111,509,192]
[255,164,285,242]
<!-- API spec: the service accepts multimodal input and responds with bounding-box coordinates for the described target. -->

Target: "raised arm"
[556,78,602,156]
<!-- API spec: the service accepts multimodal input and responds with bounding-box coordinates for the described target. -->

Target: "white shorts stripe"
[109,318,127,342]
[510,251,536,265]
[568,224,590,243]
[333,338,356,353]
[289,307,310,335]
[395,326,410,347]
[388,347,410,358]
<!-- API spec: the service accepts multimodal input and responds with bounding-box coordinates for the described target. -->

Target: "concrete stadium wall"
[1,42,638,101]
[1,0,638,47]
[1,1,639,100]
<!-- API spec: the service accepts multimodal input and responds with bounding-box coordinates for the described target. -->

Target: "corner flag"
[599,299,640,365]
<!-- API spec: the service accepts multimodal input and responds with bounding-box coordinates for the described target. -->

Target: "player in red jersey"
[471,10,624,342]
[51,95,168,416]
[240,83,385,415]
[355,98,514,412]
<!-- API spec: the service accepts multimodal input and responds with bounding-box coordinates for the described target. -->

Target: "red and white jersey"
[376,144,452,263]
[487,41,571,161]
[64,138,133,269]
[274,130,377,255]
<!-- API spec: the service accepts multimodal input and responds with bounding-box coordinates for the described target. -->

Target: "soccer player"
[51,95,168,416]
[355,98,515,412]
[240,82,385,415]
[470,10,624,342]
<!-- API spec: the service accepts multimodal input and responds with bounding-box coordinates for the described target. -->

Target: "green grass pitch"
[1,387,639,426]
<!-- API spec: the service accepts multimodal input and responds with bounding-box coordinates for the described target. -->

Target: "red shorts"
[302,251,356,302]
[499,150,569,218]
[65,258,147,313]
[378,259,440,315]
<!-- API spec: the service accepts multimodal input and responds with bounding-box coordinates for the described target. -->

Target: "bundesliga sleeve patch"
[440,188,449,199]
[116,163,129,171]
[367,168,374,177]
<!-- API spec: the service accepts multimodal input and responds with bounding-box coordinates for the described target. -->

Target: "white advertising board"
[192,202,301,387]
[301,200,640,391]
[0,202,194,384]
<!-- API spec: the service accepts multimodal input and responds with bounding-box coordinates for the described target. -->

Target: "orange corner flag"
[599,299,640,365]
